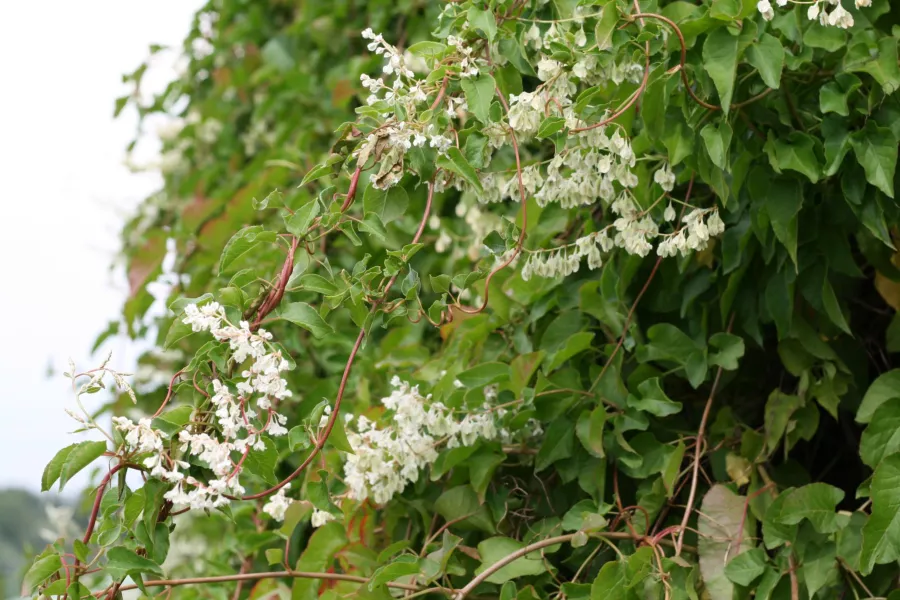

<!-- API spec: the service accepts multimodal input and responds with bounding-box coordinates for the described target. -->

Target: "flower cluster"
[342,377,503,504]
[757,0,865,29]
[116,302,293,511]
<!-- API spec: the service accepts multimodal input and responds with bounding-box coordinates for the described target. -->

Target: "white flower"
[533,56,559,80]
[664,203,676,222]
[183,302,224,332]
[808,2,821,20]
[311,509,336,528]
[707,210,726,236]
[262,487,292,521]
[574,27,587,47]
[855,0,870,6]
[342,378,502,504]
[653,164,676,192]
[757,0,774,20]
[827,2,854,28]
[776,0,788,6]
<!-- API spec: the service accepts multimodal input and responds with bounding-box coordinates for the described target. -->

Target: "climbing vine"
[23,1,900,599]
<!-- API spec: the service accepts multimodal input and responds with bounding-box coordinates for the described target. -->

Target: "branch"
[454,532,696,600]
[97,570,437,596]
[674,312,735,556]
[82,464,125,545]
[237,182,436,501]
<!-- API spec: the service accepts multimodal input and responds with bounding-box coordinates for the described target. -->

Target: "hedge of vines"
[24,0,900,599]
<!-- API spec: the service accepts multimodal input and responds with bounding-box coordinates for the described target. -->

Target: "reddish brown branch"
[82,464,125,545]
[454,88,527,316]
[252,237,300,329]
[674,312,735,556]
[339,166,363,212]
[152,370,185,418]
[237,182,436,501]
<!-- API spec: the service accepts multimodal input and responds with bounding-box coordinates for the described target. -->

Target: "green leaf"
[359,212,388,242]
[821,277,851,334]
[765,131,821,183]
[152,405,194,437]
[819,73,861,116]
[219,226,276,275]
[471,448,506,501]
[745,33,784,89]
[244,437,278,485]
[775,483,845,533]
[589,559,628,600]
[537,116,567,139]
[297,274,337,295]
[535,418,575,472]
[369,556,420,590]
[663,121,694,166]
[850,122,897,198]
[435,485,495,533]
[702,27,739,114]
[406,41,447,60]
[461,74,496,124]
[860,399,900,468]
[284,199,321,238]
[467,5,497,42]
[764,179,803,267]
[292,522,348,600]
[576,407,606,458]
[629,378,682,417]
[42,444,78,492]
[266,548,284,566]
[857,369,900,423]
[546,331,594,371]
[456,362,509,387]
[593,2,619,51]
[364,185,409,223]
[105,547,164,577]
[764,390,802,454]
[708,333,745,370]
[436,148,483,193]
[279,302,333,338]
[762,492,796,549]
[860,454,900,574]
[846,37,900,95]
[475,537,548,584]
[58,441,107,492]
[724,548,767,586]
[299,154,342,187]
[700,121,733,170]
[590,550,653,600]
[21,555,62,593]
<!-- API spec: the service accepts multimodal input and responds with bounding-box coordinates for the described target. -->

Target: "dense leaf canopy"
[24,0,900,599]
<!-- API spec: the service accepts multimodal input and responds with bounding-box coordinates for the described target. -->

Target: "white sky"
[0,1,202,496]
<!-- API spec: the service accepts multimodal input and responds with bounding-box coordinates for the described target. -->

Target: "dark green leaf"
[279,302,333,338]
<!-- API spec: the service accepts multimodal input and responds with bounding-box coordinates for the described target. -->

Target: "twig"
[674,313,735,556]
[94,570,437,597]
[235,182,436,501]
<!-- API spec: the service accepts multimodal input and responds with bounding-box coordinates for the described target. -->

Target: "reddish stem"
[340,166,363,212]
[82,463,125,545]
[152,370,185,418]
[235,182,436,501]
[454,88,527,316]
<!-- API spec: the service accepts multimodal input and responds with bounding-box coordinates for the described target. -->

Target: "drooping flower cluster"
[342,377,503,504]
[355,29,466,190]
[262,485,293,521]
[757,0,864,29]
[116,302,293,511]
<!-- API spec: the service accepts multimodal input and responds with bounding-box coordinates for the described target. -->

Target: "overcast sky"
[0,1,202,496]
